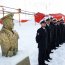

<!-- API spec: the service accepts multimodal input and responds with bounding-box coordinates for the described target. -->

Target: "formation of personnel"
[36,17,65,65]
[0,13,19,57]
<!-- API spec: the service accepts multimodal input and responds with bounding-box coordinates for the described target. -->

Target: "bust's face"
[4,19,14,30]
[9,19,14,29]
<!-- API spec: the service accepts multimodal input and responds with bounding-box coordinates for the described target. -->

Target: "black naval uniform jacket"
[60,23,65,43]
[56,24,61,45]
[50,22,57,49]
[45,25,51,53]
[36,27,48,50]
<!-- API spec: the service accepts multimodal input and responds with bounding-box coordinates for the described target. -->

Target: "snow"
[0,50,28,65]
[0,20,40,65]
[46,43,65,65]
[0,20,65,65]
[13,20,40,65]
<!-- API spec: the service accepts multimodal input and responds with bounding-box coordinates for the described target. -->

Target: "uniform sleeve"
[36,30,41,43]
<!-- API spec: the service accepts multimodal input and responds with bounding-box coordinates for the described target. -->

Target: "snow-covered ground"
[13,20,40,65]
[46,43,65,65]
[0,20,40,65]
[0,20,65,65]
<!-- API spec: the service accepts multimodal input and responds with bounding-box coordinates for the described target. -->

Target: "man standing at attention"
[36,20,48,65]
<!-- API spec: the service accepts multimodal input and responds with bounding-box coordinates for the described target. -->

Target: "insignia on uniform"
[37,33,39,35]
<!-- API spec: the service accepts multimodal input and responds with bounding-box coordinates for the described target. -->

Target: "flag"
[20,20,28,22]
[49,13,62,20]
[34,12,45,23]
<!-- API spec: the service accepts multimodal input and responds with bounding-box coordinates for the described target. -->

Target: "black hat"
[53,18,57,21]
[60,19,64,21]
[40,20,46,24]
[46,18,50,21]
[57,21,60,22]
[50,17,53,19]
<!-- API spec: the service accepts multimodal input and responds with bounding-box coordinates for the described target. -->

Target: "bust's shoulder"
[0,31,5,42]
[0,31,7,38]
[13,30,19,38]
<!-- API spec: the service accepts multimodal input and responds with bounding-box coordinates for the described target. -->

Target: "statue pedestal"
[0,50,30,65]
[17,57,30,65]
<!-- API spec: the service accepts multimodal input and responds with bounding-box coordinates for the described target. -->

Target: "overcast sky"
[0,0,65,20]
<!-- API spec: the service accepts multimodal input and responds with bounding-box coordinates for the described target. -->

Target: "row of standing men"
[36,17,65,65]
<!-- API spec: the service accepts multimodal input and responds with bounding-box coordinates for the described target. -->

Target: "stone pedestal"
[0,50,30,65]
[17,57,30,65]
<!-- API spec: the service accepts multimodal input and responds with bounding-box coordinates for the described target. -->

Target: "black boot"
[46,59,50,62]
[48,57,52,60]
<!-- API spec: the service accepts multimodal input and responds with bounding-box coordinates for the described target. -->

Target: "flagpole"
[2,7,4,17]
[18,9,21,25]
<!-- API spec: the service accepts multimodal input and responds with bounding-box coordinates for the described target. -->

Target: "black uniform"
[36,27,48,65]
[60,23,65,44]
[56,24,61,46]
[63,23,65,43]
[50,22,57,49]
[45,25,51,59]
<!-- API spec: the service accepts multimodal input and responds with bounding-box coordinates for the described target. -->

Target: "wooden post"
[2,7,4,17]
[18,9,21,24]
[19,13,20,23]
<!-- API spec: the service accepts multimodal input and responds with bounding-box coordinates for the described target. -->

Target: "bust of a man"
[0,13,19,57]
